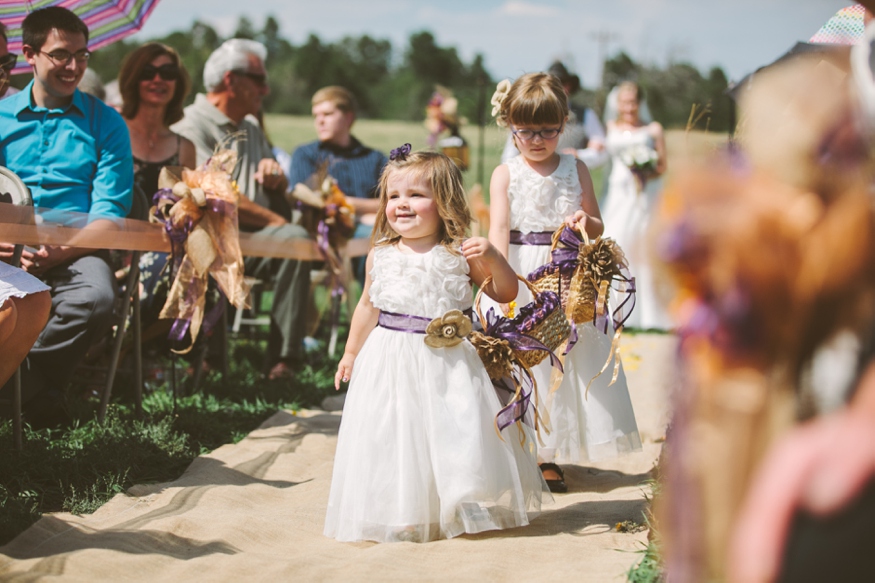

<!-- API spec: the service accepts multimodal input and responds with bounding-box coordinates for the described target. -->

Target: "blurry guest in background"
[601,80,670,330]
[119,42,195,196]
[118,42,197,336]
[0,21,19,99]
[289,86,387,283]
[173,38,311,379]
[77,67,105,101]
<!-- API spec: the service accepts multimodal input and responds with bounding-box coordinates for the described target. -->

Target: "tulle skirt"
[324,325,548,543]
[482,242,642,464]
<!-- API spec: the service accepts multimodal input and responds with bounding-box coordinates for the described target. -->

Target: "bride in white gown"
[601,81,672,330]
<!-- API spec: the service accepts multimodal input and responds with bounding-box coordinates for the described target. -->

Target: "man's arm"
[89,107,133,218]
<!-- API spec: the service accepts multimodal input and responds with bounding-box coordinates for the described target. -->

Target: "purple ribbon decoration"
[531,226,638,334]
[493,372,535,432]
[481,306,563,373]
[509,230,553,246]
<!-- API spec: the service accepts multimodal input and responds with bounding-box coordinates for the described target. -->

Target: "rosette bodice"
[506,153,581,233]
[368,244,472,319]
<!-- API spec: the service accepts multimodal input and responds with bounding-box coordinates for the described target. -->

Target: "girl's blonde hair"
[372,150,472,249]
[494,72,568,129]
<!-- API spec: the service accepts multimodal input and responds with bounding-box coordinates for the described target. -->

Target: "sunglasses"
[140,63,180,82]
[232,69,268,87]
[0,53,16,72]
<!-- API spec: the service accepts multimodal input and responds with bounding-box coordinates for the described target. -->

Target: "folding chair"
[96,185,148,423]
[0,165,33,450]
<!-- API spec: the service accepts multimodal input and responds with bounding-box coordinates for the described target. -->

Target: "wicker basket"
[528,225,627,325]
[475,275,571,369]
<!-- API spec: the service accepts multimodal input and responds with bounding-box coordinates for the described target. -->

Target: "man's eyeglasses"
[232,69,268,87]
[511,127,563,141]
[0,53,17,73]
[39,48,92,66]
[140,63,180,82]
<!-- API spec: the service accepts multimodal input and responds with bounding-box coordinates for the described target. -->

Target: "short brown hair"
[495,72,568,129]
[118,42,190,126]
[372,150,471,249]
[312,85,357,116]
[22,7,88,52]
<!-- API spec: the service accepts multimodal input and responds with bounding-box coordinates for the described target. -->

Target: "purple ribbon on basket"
[482,306,563,372]
[537,226,638,333]
[509,230,553,246]
[493,372,535,431]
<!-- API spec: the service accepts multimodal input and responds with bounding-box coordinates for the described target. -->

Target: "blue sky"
[133,0,851,85]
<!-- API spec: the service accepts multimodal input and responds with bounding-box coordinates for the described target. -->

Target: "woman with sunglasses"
[118,42,196,195]
[118,43,197,348]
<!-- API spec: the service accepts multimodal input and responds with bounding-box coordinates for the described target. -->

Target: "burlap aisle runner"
[0,335,674,583]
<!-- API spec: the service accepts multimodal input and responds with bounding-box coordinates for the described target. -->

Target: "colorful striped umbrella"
[809,4,867,45]
[0,0,160,74]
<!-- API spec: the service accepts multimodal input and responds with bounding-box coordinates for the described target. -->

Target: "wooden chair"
[0,165,33,450]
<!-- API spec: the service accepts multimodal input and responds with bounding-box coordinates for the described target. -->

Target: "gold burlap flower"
[469,331,515,380]
[491,79,512,122]
[425,309,472,348]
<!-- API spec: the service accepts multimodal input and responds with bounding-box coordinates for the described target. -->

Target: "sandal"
[540,462,568,493]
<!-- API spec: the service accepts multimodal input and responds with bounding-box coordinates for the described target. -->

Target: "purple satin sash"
[377,309,473,334]
[509,230,553,246]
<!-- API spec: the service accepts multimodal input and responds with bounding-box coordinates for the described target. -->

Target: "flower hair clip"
[390,143,412,161]
[491,79,512,123]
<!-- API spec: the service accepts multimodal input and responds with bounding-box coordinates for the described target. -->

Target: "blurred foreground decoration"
[151,151,250,354]
[655,55,875,581]
[425,86,469,171]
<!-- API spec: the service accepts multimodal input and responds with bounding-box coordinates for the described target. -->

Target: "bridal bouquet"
[619,143,659,192]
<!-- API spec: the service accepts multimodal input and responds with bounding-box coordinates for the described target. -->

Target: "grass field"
[264,113,730,204]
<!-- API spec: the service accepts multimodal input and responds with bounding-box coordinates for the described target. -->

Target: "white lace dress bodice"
[506,154,581,233]
[368,244,472,318]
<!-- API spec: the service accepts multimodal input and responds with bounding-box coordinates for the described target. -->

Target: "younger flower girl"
[325,146,548,543]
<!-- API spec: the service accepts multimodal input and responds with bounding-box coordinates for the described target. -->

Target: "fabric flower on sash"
[425,309,473,348]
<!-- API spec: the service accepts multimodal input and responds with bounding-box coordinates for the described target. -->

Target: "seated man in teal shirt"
[0,7,133,427]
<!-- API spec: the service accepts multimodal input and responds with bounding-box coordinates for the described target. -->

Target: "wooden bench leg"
[13,367,22,451]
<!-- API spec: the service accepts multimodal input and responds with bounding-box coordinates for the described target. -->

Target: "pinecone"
[469,331,515,380]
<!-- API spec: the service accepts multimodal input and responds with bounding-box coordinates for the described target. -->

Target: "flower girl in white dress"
[488,73,641,493]
[325,147,548,543]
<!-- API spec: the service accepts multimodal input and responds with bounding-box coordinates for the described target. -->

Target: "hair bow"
[390,143,412,161]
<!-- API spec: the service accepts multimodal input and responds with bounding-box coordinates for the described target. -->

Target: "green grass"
[625,478,665,582]
[0,334,342,546]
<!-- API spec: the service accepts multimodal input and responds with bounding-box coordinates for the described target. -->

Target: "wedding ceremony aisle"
[0,333,674,582]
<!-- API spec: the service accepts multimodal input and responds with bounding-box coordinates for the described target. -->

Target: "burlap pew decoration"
[150,150,250,353]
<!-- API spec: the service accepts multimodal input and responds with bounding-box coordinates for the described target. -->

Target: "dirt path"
[0,333,675,582]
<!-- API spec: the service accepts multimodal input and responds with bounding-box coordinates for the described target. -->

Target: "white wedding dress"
[601,126,673,330]
[324,244,547,543]
[484,154,641,464]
